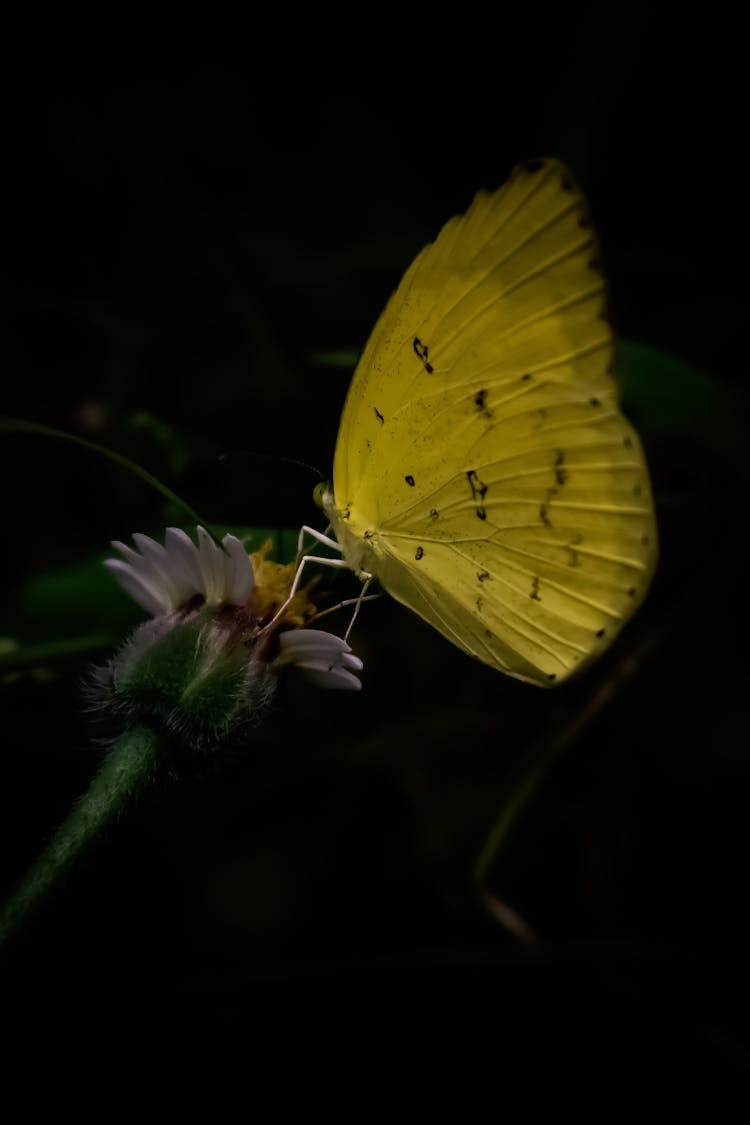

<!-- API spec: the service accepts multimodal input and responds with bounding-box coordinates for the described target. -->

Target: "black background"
[1,10,748,1085]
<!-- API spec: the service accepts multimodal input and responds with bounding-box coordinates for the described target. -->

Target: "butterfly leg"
[307,591,382,627]
[296,524,342,560]
[261,553,351,634]
[293,525,377,639]
[344,574,375,644]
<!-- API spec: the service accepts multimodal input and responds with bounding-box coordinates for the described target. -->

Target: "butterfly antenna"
[218,449,325,482]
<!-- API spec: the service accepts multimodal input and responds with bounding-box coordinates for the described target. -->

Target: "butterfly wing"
[330,159,657,685]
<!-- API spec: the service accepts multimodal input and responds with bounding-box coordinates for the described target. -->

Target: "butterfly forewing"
[330,159,657,685]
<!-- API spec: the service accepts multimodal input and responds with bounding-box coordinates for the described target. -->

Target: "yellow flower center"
[249,541,318,626]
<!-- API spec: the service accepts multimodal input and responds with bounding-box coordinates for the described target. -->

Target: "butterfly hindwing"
[372,403,655,684]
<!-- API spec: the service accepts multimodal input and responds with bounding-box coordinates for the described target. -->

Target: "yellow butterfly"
[305,158,657,686]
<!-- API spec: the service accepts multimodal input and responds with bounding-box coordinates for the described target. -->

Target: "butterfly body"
[323,159,657,686]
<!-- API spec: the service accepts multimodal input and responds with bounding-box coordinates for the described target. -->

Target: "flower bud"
[93,528,363,753]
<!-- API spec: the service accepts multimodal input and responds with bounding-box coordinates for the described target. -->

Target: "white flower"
[104,527,363,692]
[104,526,253,614]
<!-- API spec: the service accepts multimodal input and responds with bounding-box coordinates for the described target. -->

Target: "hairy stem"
[0,726,159,949]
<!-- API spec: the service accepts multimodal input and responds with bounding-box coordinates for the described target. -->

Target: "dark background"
[1,11,748,1082]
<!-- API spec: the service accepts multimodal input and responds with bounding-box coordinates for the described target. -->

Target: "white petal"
[111,539,147,568]
[197,526,226,604]
[108,540,174,612]
[300,666,362,691]
[221,534,254,605]
[276,629,363,690]
[164,527,205,599]
[103,558,169,615]
[132,532,182,609]
[277,630,350,658]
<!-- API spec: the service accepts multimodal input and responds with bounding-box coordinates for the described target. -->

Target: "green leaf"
[0,634,113,675]
[617,339,746,475]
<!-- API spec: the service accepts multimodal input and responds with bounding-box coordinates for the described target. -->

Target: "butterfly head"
[311,481,376,576]
[313,480,341,524]
[312,480,329,510]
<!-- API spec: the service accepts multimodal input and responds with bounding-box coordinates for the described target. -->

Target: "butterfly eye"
[312,481,327,510]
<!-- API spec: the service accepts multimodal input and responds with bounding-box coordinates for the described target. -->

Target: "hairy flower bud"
[91,527,363,752]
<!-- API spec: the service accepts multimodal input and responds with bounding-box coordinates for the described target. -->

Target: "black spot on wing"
[405,474,415,487]
[467,470,489,521]
[415,546,424,560]
[466,470,488,501]
[473,388,493,419]
[374,407,384,424]
[554,449,568,486]
[413,336,434,374]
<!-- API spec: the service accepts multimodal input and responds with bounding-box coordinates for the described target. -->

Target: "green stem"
[0,726,160,950]
[0,416,214,536]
